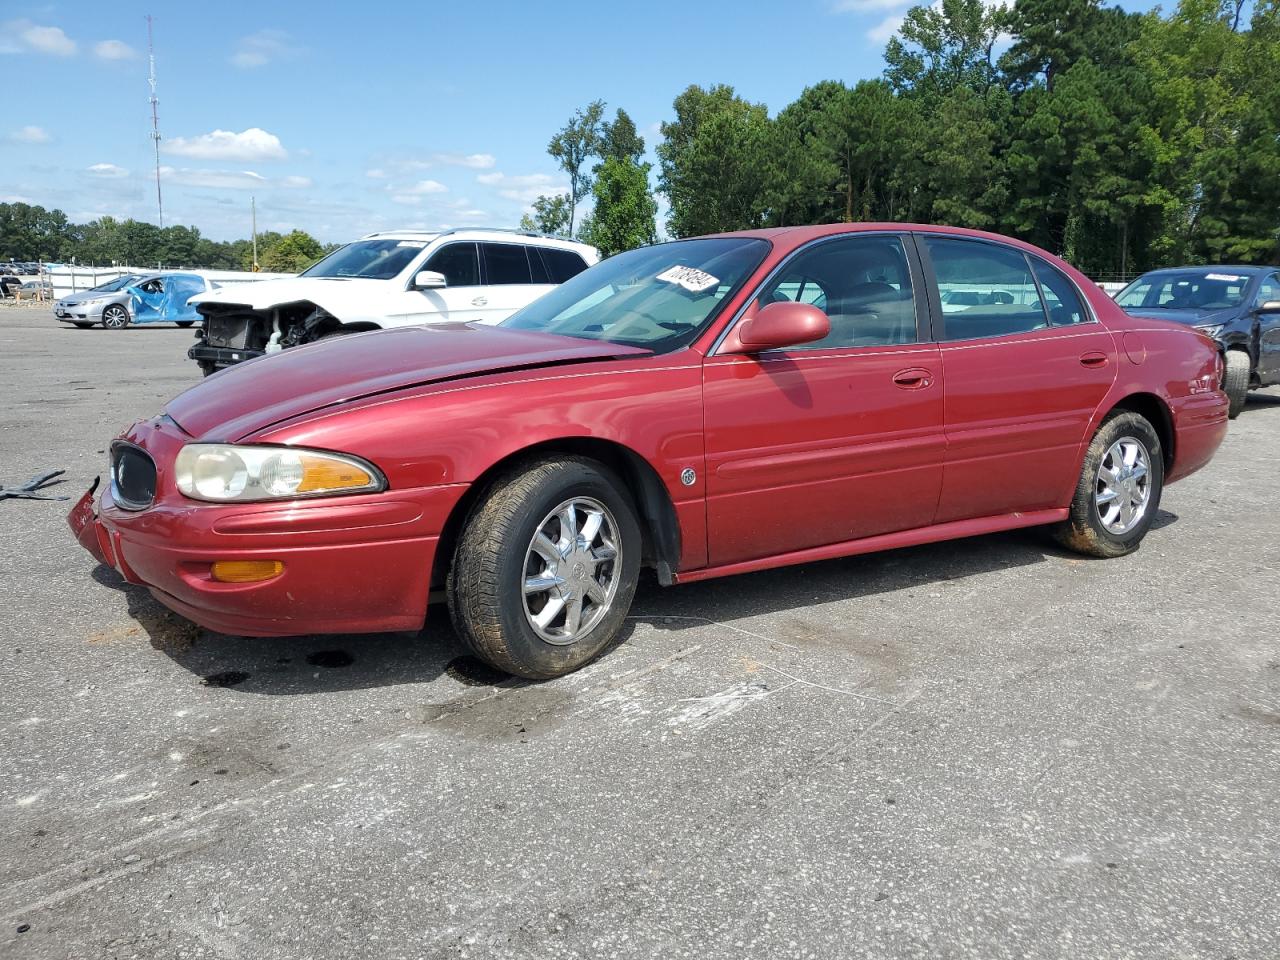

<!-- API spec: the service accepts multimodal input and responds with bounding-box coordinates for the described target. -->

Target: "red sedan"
[70,224,1229,679]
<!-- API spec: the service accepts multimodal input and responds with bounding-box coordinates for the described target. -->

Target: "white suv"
[187,229,599,374]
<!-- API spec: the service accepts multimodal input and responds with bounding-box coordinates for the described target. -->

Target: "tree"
[885,0,1010,102]
[657,84,772,237]
[259,230,324,273]
[548,100,606,236]
[599,108,646,165]
[580,156,657,257]
[518,193,572,237]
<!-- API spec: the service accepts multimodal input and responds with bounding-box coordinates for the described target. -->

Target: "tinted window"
[925,238,1048,340]
[528,247,552,284]
[424,242,479,287]
[541,247,589,283]
[1031,259,1088,325]
[482,243,533,285]
[503,237,768,353]
[756,235,917,349]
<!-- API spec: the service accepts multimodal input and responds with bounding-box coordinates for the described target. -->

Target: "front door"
[387,241,485,325]
[1253,271,1280,386]
[918,235,1118,522]
[703,233,945,567]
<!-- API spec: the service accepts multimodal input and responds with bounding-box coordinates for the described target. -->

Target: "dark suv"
[1115,266,1280,418]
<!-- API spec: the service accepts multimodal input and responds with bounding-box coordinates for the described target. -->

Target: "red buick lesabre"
[70,224,1229,678]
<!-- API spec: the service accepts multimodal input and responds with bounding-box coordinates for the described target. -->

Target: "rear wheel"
[448,457,641,680]
[1053,410,1164,558]
[101,304,130,330]
[1223,349,1250,420]
[176,320,195,328]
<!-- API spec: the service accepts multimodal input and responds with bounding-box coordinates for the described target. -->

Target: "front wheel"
[101,304,130,329]
[1223,349,1250,420]
[448,457,641,680]
[1053,410,1164,558]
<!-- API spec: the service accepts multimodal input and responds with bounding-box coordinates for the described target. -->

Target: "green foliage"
[258,230,326,273]
[651,0,1280,273]
[548,100,606,236]
[580,156,657,257]
[518,194,572,237]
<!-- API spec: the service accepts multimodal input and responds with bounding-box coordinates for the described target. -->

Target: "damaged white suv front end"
[186,229,598,375]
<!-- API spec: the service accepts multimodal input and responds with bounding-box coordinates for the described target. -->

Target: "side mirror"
[413,270,446,290]
[1257,300,1280,314]
[724,300,831,354]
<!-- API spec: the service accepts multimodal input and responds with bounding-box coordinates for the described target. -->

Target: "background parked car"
[1115,266,1280,418]
[53,272,214,330]
[187,228,598,375]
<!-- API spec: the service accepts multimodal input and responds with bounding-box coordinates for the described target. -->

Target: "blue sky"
[2,0,1158,243]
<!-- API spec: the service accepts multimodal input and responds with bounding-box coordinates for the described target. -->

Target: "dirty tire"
[1223,349,1250,420]
[448,456,641,680]
[101,304,130,329]
[198,361,219,377]
[1053,410,1164,558]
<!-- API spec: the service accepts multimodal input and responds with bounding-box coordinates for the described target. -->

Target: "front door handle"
[1080,352,1108,367]
[471,296,488,307]
[892,367,934,390]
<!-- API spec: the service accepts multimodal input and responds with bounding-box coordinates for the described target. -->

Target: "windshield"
[300,239,430,280]
[502,238,769,352]
[90,275,136,293]
[1116,270,1252,313]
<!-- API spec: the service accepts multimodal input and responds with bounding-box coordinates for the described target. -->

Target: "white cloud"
[230,29,298,69]
[164,128,288,162]
[431,152,496,170]
[9,125,51,144]
[87,162,129,178]
[7,22,77,56]
[389,179,448,205]
[868,13,907,42]
[476,171,568,205]
[159,166,309,190]
[365,168,386,179]
[93,39,137,60]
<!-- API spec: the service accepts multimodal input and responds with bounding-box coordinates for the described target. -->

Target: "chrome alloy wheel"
[1095,437,1152,535]
[522,497,621,645]
[102,304,129,329]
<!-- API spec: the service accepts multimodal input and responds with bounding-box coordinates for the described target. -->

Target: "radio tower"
[146,15,163,227]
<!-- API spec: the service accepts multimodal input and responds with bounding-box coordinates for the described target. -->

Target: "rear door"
[1253,272,1280,385]
[702,233,945,566]
[918,234,1117,522]
[476,242,551,325]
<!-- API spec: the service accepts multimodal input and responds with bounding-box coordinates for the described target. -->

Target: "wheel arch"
[1108,391,1175,472]
[429,436,681,592]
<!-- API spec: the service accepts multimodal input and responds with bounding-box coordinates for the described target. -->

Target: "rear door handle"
[892,367,934,390]
[471,296,488,307]
[1080,352,1108,367]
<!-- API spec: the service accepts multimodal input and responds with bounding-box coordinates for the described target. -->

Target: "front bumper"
[188,343,264,368]
[55,301,106,323]
[69,417,468,636]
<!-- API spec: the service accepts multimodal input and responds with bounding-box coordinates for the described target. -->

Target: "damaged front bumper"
[188,342,265,368]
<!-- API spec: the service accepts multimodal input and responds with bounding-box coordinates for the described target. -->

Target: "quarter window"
[925,238,1048,340]
[1031,259,1088,325]
[1255,273,1280,306]
[540,247,589,283]
[423,242,479,287]
[482,243,533,285]
[755,235,918,349]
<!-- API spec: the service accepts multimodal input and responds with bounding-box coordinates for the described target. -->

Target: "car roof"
[1135,265,1269,276]
[359,227,596,255]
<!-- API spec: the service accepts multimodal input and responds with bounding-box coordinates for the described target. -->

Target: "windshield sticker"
[657,265,720,293]
[1205,273,1243,281]
[395,241,428,248]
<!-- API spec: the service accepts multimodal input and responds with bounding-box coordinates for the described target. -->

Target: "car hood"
[1122,306,1236,327]
[189,276,390,314]
[164,322,651,442]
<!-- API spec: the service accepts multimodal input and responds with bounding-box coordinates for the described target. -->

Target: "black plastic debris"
[0,469,70,502]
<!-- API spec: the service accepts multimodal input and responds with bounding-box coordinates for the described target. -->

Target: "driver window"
[422,242,479,287]
[1256,274,1280,305]
[755,236,917,350]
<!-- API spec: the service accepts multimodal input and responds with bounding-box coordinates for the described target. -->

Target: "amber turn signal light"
[210,559,284,583]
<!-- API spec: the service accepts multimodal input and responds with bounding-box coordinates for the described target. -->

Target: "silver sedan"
[53,275,144,328]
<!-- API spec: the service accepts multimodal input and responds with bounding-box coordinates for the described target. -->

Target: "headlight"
[1195,323,1224,338]
[174,444,385,503]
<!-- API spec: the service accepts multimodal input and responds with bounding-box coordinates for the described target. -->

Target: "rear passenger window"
[541,247,589,283]
[755,235,917,349]
[423,242,479,287]
[925,238,1048,340]
[1031,259,1088,325]
[528,247,552,284]
[482,243,533,285]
